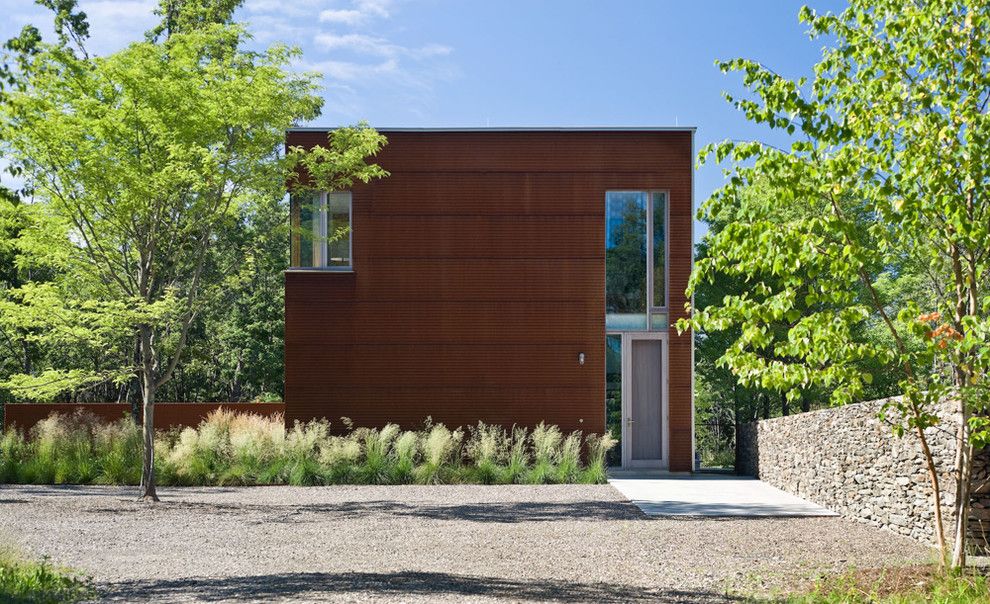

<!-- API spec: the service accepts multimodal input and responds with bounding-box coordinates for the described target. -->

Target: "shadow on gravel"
[86,499,648,523]
[101,571,744,603]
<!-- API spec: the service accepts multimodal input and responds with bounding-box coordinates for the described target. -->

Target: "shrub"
[318,435,361,483]
[415,423,463,484]
[554,431,583,483]
[0,544,94,604]
[465,422,507,484]
[0,411,618,486]
[283,419,329,486]
[391,430,419,483]
[581,432,618,484]
[525,422,562,484]
[357,424,400,484]
[500,426,530,484]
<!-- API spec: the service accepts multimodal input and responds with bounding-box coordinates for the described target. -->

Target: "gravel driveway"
[0,484,932,603]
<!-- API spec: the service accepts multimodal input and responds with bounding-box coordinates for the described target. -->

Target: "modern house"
[284,128,695,471]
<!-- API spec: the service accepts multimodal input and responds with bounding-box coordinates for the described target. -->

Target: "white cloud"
[319,9,365,25]
[79,0,155,22]
[308,57,399,81]
[0,0,155,55]
[314,33,452,60]
[77,0,157,52]
[319,0,392,25]
[315,32,394,55]
[245,0,324,17]
[304,0,454,118]
[410,43,452,59]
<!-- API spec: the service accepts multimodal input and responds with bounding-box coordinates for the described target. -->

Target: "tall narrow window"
[605,192,648,329]
[652,192,667,309]
[326,192,351,268]
[605,191,667,330]
[290,191,352,269]
[605,334,623,466]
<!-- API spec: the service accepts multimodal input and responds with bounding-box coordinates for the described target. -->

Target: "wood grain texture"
[285,129,693,469]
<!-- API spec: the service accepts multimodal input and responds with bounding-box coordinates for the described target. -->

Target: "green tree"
[683,0,990,567]
[0,1,388,500]
[692,182,911,467]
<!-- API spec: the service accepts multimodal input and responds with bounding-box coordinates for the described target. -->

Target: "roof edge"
[286,126,697,133]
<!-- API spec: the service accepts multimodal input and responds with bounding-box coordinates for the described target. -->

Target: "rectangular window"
[605,191,667,330]
[652,192,667,309]
[605,192,648,330]
[605,334,622,467]
[290,191,352,269]
[326,192,351,268]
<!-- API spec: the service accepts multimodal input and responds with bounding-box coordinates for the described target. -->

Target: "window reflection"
[605,192,648,329]
[653,192,666,308]
[290,192,352,269]
[606,334,622,467]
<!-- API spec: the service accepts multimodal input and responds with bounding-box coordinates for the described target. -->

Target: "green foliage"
[0,16,325,401]
[465,422,507,484]
[526,423,562,484]
[690,182,912,467]
[0,411,618,486]
[688,0,990,401]
[787,568,990,604]
[687,0,990,563]
[0,410,139,484]
[580,432,618,483]
[0,1,388,418]
[286,125,389,194]
[0,544,94,604]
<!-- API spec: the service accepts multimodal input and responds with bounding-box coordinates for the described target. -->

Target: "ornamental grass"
[0,409,616,486]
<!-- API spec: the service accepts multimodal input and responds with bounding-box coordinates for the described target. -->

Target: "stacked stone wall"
[737,397,989,552]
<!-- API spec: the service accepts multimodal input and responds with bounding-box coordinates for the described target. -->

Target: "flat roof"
[287,126,696,133]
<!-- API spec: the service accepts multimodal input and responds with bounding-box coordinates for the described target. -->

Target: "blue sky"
[1,0,849,237]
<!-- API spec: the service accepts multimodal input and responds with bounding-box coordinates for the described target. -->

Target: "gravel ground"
[0,484,933,603]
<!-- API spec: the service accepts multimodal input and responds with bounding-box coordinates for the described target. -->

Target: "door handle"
[626,417,635,425]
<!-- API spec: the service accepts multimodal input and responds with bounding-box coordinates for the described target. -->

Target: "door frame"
[619,331,669,470]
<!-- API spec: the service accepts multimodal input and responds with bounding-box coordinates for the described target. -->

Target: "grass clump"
[785,565,990,603]
[0,544,94,604]
[0,410,618,486]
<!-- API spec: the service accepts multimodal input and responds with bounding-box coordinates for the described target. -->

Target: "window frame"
[289,190,353,272]
[605,189,669,330]
[647,190,669,315]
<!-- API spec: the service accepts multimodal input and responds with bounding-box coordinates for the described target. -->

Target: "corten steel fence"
[2,402,285,433]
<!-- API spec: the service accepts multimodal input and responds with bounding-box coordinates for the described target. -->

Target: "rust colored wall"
[285,129,694,471]
[2,403,285,433]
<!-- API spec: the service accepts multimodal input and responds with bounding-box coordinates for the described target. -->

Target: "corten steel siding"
[284,130,694,471]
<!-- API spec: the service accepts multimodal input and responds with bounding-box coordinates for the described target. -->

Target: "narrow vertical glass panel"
[292,193,316,268]
[650,312,669,330]
[605,334,622,467]
[605,191,647,330]
[326,192,351,268]
[652,192,667,309]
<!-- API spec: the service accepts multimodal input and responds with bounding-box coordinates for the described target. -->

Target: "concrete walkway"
[608,473,838,517]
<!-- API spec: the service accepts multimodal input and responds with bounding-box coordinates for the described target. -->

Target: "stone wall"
[737,397,990,552]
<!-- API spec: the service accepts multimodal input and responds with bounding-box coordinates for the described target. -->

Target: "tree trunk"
[951,396,973,568]
[781,392,789,416]
[231,352,243,401]
[733,383,741,474]
[914,419,948,565]
[139,326,159,502]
